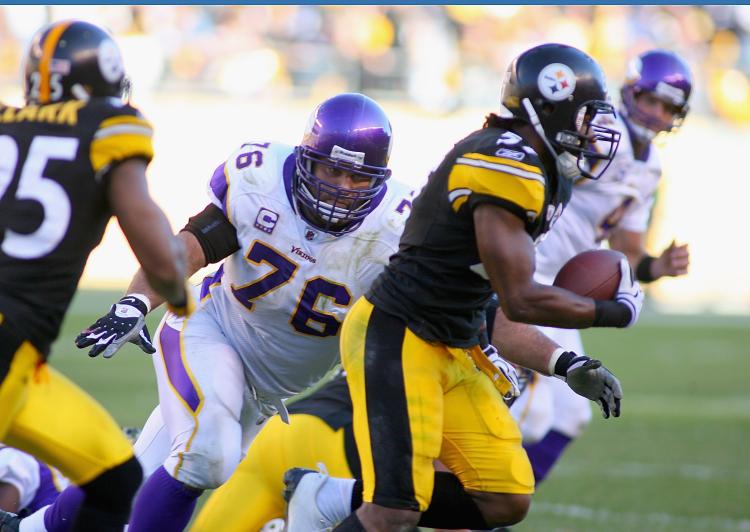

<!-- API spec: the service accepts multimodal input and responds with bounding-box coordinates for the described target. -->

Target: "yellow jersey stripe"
[462,152,543,175]
[456,157,545,185]
[39,21,73,104]
[447,164,545,216]
[90,133,154,173]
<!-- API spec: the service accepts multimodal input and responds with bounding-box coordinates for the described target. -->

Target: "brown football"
[553,249,625,300]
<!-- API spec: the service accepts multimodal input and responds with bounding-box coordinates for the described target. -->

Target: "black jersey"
[368,120,571,347]
[0,98,154,355]
[288,373,353,430]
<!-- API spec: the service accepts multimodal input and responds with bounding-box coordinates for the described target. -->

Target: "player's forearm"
[109,161,188,307]
[126,231,207,311]
[498,282,596,329]
[608,229,645,270]
[491,307,558,375]
[119,206,187,307]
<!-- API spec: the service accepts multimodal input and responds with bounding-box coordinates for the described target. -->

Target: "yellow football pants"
[341,297,534,512]
[0,341,135,485]
[191,414,353,532]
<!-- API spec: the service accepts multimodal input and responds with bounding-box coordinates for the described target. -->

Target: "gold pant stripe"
[339,297,377,505]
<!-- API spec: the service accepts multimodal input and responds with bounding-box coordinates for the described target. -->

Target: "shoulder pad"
[363,178,415,239]
[208,141,294,223]
[90,100,153,175]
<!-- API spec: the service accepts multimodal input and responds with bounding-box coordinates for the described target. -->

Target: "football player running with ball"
[286,43,641,532]
[72,93,414,531]
[499,49,693,485]
[0,20,190,532]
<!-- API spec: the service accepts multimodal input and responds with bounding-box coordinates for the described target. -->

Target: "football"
[553,249,624,300]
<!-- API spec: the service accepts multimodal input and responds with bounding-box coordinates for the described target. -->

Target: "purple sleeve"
[208,162,229,216]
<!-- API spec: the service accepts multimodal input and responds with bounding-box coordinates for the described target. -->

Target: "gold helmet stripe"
[39,20,73,104]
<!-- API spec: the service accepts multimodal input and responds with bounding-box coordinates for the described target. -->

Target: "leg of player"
[133,405,173,478]
[293,470,526,531]
[127,313,249,532]
[194,413,357,532]
[1,359,141,532]
[517,326,591,483]
[2,420,160,532]
[310,298,533,531]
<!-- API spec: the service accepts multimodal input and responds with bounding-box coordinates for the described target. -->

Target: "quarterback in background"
[72,92,413,532]
[501,49,693,483]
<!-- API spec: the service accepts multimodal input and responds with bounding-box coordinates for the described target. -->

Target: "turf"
[48,291,750,531]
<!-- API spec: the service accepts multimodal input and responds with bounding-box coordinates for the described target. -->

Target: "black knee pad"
[80,456,143,514]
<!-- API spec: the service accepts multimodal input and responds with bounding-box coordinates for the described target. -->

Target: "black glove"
[75,294,155,358]
[551,349,622,419]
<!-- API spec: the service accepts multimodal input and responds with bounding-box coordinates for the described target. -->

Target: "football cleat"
[0,509,20,532]
[283,467,337,532]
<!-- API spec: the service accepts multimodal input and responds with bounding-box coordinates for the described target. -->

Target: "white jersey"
[201,141,413,396]
[534,114,662,283]
[0,446,68,513]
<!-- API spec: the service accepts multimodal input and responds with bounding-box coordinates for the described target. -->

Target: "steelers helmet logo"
[98,39,124,83]
[538,63,576,101]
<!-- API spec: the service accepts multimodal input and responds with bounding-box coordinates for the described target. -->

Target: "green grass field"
[48,290,750,531]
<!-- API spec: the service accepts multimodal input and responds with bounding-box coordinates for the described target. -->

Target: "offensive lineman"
[501,49,694,483]
[73,93,414,531]
[0,20,190,532]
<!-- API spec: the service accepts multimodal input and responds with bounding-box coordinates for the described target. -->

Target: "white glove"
[482,344,521,402]
[615,258,644,327]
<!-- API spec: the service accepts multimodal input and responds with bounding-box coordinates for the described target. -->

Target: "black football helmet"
[501,43,620,180]
[24,20,127,105]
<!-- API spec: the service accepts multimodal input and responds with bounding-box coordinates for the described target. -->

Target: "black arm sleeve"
[181,204,240,264]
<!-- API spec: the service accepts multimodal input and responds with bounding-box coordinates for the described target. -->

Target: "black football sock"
[417,472,489,530]
[347,472,489,530]
[333,511,366,531]
[350,479,363,511]
[73,456,142,532]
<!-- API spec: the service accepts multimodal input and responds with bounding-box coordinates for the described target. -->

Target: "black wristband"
[553,350,578,377]
[636,254,656,283]
[593,300,631,328]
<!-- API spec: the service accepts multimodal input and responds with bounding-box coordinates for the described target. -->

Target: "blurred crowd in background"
[1,5,748,313]
[1,5,750,120]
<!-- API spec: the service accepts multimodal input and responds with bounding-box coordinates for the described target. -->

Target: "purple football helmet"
[621,50,693,139]
[294,93,392,235]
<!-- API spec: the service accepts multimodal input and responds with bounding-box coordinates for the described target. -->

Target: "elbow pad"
[181,204,240,264]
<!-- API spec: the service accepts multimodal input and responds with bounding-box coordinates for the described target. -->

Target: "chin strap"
[521,98,581,180]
